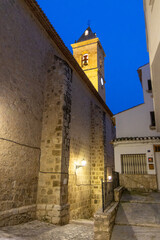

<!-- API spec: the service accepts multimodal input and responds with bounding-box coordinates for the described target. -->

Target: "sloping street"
[111,191,160,240]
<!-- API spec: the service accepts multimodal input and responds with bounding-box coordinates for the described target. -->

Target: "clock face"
[101,77,104,86]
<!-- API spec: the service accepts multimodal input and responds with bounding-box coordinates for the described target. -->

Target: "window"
[150,111,156,127]
[148,79,152,91]
[154,145,160,152]
[82,54,88,66]
[121,154,147,174]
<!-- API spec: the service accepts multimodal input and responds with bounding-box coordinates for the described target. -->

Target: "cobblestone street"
[0,220,94,240]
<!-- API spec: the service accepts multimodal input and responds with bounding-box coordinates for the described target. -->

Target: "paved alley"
[0,220,94,240]
[111,191,160,240]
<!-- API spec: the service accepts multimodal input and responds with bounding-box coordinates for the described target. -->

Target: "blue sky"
[36,0,149,114]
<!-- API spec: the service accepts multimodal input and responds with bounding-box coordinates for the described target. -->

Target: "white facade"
[115,63,159,138]
[113,63,160,190]
[114,140,156,175]
[143,0,160,131]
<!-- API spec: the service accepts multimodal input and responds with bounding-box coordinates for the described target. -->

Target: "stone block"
[119,174,158,191]
[114,186,124,202]
[94,202,119,240]
[46,204,54,210]
[51,216,61,224]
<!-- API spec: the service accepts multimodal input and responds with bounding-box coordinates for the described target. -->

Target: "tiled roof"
[23,0,113,117]
[77,27,97,43]
[112,136,160,143]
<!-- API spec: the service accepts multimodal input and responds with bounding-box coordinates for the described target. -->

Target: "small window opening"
[154,145,160,152]
[150,111,156,127]
[148,79,152,91]
[82,54,88,66]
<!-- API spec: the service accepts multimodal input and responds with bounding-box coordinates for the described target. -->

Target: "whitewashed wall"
[144,0,160,64]
[144,0,160,131]
[115,64,159,138]
[114,141,157,175]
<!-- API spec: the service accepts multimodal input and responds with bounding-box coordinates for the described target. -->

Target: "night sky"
[36,0,149,114]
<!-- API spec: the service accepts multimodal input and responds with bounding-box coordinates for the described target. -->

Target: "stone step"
[111,225,160,240]
[69,219,94,226]
[115,202,160,226]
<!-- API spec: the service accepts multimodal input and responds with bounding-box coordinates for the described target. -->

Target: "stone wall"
[68,78,92,219]
[0,0,53,225]
[0,0,115,226]
[37,55,72,225]
[90,104,106,214]
[94,202,119,240]
[68,73,115,219]
[120,174,158,191]
[105,116,115,170]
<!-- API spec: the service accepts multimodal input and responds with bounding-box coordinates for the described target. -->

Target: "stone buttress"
[90,103,107,214]
[36,55,72,225]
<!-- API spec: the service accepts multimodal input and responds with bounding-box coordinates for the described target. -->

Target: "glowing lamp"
[75,160,86,169]
[108,176,112,181]
[81,160,86,166]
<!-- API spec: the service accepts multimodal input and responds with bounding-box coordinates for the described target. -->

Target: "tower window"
[150,111,156,127]
[82,54,88,66]
[148,79,152,91]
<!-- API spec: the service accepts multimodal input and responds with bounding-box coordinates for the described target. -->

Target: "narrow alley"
[111,191,160,240]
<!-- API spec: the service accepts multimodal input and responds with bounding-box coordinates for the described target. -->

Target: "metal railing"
[101,171,119,212]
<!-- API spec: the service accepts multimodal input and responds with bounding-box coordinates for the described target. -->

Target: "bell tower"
[71,27,106,101]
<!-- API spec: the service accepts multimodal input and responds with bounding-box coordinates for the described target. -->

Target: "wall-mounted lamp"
[108,176,112,181]
[75,160,86,170]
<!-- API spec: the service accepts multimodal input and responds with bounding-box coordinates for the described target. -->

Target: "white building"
[112,63,160,191]
[143,0,160,131]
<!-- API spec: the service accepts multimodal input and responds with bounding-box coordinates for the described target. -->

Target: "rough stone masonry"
[0,0,115,226]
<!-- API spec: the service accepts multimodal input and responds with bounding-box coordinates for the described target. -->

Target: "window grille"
[121,154,147,174]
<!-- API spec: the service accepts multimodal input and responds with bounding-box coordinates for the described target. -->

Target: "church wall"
[0,0,115,226]
[68,72,92,219]
[97,44,105,100]
[105,115,115,170]
[36,56,72,225]
[90,104,105,214]
[68,71,115,219]
[0,0,61,225]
